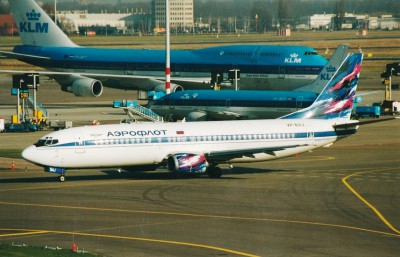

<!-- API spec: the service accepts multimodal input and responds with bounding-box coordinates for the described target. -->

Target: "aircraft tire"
[59,175,66,182]
[208,167,222,178]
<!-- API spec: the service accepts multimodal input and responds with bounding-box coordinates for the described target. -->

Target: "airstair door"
[75,134,86,153]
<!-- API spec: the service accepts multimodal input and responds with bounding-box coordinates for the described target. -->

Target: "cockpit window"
[34,137,59,147]
[305,51,318,56]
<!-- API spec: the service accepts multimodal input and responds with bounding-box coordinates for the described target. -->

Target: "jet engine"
[154,83,184,93]
[62,78,103,97]
[186,111,208,121]
[167,153,208,173]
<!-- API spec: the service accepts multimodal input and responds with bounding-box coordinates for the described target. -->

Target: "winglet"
[9,0,76,47]
[296,44,349,93]
[281,53,363,120]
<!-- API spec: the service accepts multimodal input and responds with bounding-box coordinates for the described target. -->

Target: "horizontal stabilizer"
[0,50,51,60]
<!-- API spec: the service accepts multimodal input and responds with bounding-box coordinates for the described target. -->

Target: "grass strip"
[0,149,22,159]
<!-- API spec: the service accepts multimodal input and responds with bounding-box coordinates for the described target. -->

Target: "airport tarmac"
[0,75,399,256]
[0,117,399,257]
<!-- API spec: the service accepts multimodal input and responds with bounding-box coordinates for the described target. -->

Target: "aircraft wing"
[0,50,212,90]
[205,110,245,120]
[0,68,212,91]
[184,110,246,121]
[0,69,158,80]
[205,144,309,161]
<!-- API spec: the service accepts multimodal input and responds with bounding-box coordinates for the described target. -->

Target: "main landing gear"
[207,166,222,178]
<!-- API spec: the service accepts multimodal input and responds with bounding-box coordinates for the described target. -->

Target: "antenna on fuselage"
[165,0,171,94]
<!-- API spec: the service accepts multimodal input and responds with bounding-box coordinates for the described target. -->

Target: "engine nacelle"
[186,111,208,121]
[167,154,208,174]
[62,78,103,97]
[154,83,184,93]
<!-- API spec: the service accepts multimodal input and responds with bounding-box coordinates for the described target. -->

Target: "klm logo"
[20,9,48,33]
[284,53,302,64]
[320,65,337,80]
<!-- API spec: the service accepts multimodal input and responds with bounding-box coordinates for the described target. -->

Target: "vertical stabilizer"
[296,44,349,93]
[281,53,363,120]
[9,0,76,47]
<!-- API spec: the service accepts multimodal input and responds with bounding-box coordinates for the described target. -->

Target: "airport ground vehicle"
[4,121,43,132]
[378,100,400,115]
[355,106,381,118]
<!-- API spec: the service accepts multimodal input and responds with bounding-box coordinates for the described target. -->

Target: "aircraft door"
[296,96,303,109]
[125,63,134,75]
[278,66,285,79]
[306,125,316,146]
[251,46,263,61]
[169,99,175,110]
[75,134,86,153]
[173,64,181,76]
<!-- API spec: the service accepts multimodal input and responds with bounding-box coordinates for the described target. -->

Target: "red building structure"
[0,15,18,35]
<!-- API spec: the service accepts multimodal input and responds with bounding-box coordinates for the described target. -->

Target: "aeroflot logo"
[107,130,168,137]
[284,53,302,64]
[19,9,48,33]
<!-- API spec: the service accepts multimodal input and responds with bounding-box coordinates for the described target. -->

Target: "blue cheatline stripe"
[49,130,341,149]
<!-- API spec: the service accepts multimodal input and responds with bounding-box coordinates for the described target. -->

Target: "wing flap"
[206,144,308,160]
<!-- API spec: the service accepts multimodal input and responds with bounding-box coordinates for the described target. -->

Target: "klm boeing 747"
[22,53,363,181]
[0,0,327,97]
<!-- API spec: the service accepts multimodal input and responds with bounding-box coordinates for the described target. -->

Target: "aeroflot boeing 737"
[22,53,363,181]
[0,0,327,97]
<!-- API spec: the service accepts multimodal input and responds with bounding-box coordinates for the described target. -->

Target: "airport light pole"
[165,0,171,94]
[54,0,57,24]
[17,82,22,123]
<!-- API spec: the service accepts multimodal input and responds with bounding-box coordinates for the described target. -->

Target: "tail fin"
[296,44,349,93]
[9,0,76,47]
[281,53,363,120]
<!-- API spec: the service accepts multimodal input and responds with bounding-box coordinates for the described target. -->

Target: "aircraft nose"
[22,145,38,163]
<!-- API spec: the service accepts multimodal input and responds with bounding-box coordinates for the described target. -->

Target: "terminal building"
[56,0,194,35]
[151,0,194,33]
[304,13,398,31]
[57,10,152,35]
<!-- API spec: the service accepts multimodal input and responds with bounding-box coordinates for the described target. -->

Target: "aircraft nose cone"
[22,145,37,163]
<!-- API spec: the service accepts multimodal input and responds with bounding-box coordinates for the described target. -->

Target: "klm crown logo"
[20,9,48,33]
[284,52,302,64]
[325,65,337,73]
[26,9,41,21]
[320,65,337,80]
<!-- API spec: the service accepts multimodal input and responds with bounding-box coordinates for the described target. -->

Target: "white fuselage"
[22,119,348,170]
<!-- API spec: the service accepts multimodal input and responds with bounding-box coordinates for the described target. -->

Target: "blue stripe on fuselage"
[48,130,342,149]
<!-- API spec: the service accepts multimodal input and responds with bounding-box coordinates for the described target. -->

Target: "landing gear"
[207,166,222,178]
[59,175,66,182]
